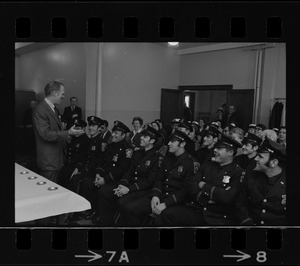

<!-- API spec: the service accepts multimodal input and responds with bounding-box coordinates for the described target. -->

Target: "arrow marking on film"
[223,250,251,262]
[75,250,103,262]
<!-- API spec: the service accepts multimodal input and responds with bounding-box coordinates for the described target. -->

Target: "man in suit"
[62,97,82,130]
[236,137,286,225]
[222,105,238,127]
[33,81,85,183]
[100,119,112,144]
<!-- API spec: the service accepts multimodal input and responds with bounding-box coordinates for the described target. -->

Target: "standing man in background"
[33,81,85,183]
[62,96,82,130]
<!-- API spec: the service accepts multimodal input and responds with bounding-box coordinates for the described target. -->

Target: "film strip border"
[0,228,299,264]
[15,16,282,40]
[1,2,293,42]
[1,1,300,265]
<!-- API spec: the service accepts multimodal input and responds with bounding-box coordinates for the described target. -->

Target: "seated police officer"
[81,121,133,222]
[58,119,89,188]
[234,133,263,172]
[177,120,198,158]
[69,116,105,194]
[196,125,220,165]
[174,135,244,226]
[121,129,200,226]
[95,126,161,226]
[236,137,286,225]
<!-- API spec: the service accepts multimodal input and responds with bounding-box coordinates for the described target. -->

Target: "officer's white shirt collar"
[44,97,55,113]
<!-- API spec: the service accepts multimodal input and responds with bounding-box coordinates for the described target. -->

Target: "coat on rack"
[269,101,284,129]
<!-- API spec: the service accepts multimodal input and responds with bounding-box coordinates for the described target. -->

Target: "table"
[15,163,91,223]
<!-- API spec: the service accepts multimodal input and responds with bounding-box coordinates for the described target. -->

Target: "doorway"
[161,85,254,130]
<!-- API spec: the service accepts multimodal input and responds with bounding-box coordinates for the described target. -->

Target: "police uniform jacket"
[118,147,161,192]
[185,138,198,159]
[187,160,244,224]
[234,154,257,172]
[196,146,215,165]
[127,130,143,150]
[151,151,200,207]
[236,169,286,225]
[65,134,89,165]
[76,133,105,173]
[95,139,132,184]
[101,130,112,144]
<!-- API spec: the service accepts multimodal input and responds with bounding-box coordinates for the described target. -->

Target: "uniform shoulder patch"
[193,162,200,174]
[126,148,133,158]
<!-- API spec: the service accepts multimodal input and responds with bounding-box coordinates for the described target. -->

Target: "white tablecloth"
[15,163,91,223]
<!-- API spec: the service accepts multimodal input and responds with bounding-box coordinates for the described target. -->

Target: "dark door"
[228,89,254,130]
[15,90,36,127]
[160,88,183,125]
[183,91,196,121]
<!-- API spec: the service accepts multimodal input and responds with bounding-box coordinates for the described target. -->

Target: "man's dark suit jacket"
[63,106,82,129]
[33,100,69,171]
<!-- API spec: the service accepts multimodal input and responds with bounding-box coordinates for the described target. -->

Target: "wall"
[100,43,179,128]
[259,43,286,125]
[179,44,286,126]
[15,43,86,117]
[179,47,256,90]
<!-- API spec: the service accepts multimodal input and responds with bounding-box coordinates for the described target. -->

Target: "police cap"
[243,132,262,146]
[256,123,267,131]
[141,126,160,140]
[203,125,220,138]
[169,129,190,143]
[112,120,130,134]
[215,134,243,150]
[74,119,87,128]
[178,121,193,131]
[170,118,181,124]
[248,123,257,129]
[87,116,102,126]
[258,137,286,159]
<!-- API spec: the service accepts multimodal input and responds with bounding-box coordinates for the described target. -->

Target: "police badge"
[178,166,183,173]
[112,154,118,162]
[145,160,151,166]
[281,195,286,205]
[193,162,200,174]
[126,148,133,158]
[91,145,96,151]
[222,175,231,183]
